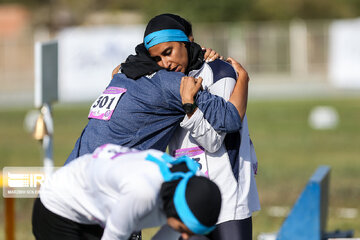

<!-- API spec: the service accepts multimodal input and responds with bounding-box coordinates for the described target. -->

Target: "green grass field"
[1,97,359,239]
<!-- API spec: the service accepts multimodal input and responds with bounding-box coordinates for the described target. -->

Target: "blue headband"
[146,153,215,235]
[144,29,189,50]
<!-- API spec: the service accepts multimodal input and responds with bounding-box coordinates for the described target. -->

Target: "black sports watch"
[182,103,197,114]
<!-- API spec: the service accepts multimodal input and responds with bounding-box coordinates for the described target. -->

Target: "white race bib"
[88,87,126,121]
[174,146,208,177]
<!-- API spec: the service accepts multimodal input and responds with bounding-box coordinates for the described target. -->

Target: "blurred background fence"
[1,8,359,107]
[195,20,328,76]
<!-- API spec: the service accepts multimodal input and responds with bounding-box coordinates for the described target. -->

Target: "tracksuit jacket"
[65,69,241,164]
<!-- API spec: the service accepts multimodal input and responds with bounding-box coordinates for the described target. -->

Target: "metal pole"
[5,198,15,240]
[41,103,54,175]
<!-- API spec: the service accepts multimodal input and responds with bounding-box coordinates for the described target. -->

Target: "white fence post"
[290,19,308,77]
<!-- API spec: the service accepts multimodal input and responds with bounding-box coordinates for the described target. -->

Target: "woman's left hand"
[202,47,224,62]
[226,57,249,82]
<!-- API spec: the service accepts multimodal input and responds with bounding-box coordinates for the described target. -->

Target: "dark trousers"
[32,198,104,240]
[188,217,252,240]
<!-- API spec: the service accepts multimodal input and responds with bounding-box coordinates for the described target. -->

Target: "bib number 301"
[88,87,127,121]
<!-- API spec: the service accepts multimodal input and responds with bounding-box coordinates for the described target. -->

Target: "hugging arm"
[179,58,249,152]
[180,76,235,153]
[227,57,249,121]
[181,78,241,133]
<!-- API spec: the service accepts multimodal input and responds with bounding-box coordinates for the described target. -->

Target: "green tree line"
[1,0,360,23]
